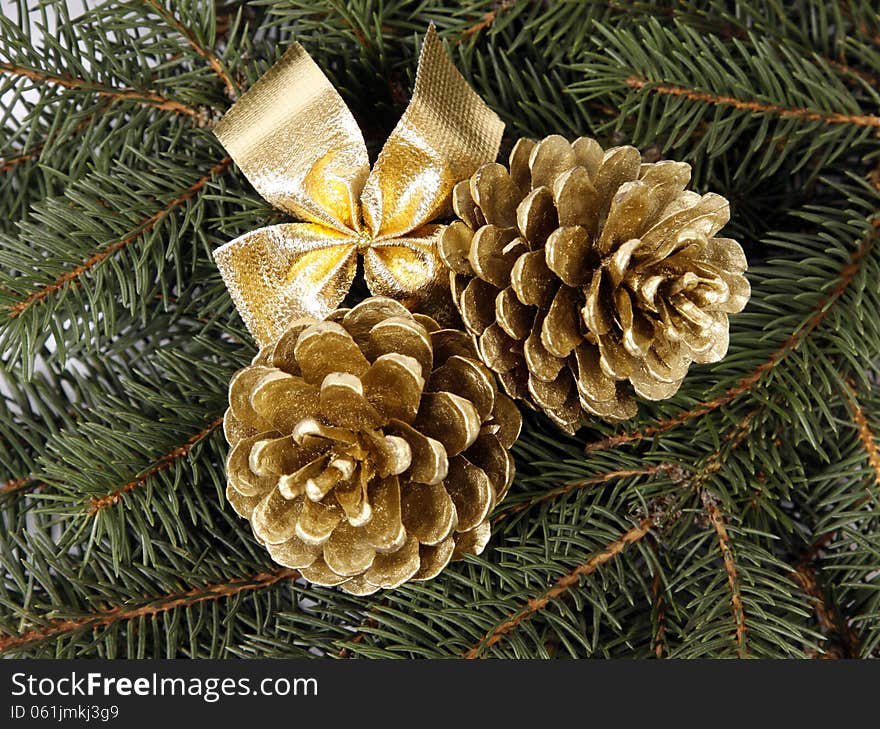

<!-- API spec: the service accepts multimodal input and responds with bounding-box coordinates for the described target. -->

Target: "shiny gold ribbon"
[214,26,504,347]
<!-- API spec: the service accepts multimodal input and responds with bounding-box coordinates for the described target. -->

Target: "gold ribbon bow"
[214,26,504,347]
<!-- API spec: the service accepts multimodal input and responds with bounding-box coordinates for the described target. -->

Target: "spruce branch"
[138,0,239,99]
[622,76,880,130]
[0,471,50,500]
[0,0,876,660]
[492,464,677,525]
[0,62,200,117]
[0,476,41,496]
[702,492,748,657]
[0,567,299,656]
[569,18,879,180]
[463,517,655,658]
[689,409,760,491]
[650,542,667,658]
[87,416,223,514]
[5,156,231,320]
[0,147,44,174]
[0,99,111,175]
[460,1,513,39]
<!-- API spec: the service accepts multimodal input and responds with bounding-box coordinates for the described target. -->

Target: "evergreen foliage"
[0,0,878,659]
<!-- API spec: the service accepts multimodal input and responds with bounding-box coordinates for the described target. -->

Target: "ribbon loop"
[214,26,504,347]
[214,43,369,233]
[215,224,357,343]
[360,27,505,239]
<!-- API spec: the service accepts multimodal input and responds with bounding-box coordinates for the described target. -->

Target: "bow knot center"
[356,230,372,253]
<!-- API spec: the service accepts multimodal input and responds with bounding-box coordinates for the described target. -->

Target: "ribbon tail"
[215,223,357,347]
[360,25,505,239]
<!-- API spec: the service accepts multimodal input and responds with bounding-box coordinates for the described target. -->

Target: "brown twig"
[464,11,497,36]
[0,476,43,496]
[701,493,747,657]
[461,1,514,38]
[0,62,199,117]
[842,381,880,490]
[690,409,760,490]
[0,147,43,173]
[87,416,224,514]
[825,58,880,89]
[0,567,298,653]
[337,631,368,658]
[141,0,237,99]
[337,610,383,658]
[651,561,667,659]
[792,558,860,659]
[625,77,880,128]
[6,157,232,319]
[839,0,880,49]
[336,598,389,658]
[586,229,876,453]
[463,517,653,658]
[492,464,675,525]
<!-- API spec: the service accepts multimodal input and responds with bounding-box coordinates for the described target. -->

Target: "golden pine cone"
[223,297,522,595]
[439,135,750,432]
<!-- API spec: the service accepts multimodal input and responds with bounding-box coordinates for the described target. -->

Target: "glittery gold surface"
[440,135,750,433]
[224,297,521,593]
[214,26,503,347]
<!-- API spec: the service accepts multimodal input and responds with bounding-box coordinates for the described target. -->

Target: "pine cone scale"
[401,482,457,544]
[364,536,421,588]
[298,497,343,544]
[249,371,321,433]
[496,287,533,340]
[466,433,514,498]
[523,324,564,382]
[300,558,348,587]
[363,316,434,376]
[385,419,448,485]
[479,323,520,373]
[412,539,456,581]
[253,488,302,544]
[510,249,555,307]
[267,531,322,569]
[469,163,519,227]
[516,187,557,247]
[361,475,406,552]
[542,286,582,358]
[529,134,577,188]
[440,220,476,274]
[468,225,520,288]
[428,355,496,420]
[460,278,498,333]
[545,226,593,286]
[361,353,424,423]
[573,344,616,402]
[324,522,376,577]
[294,322,370,383]
[592,146,641,215]
[445,456,493,532]
[555,167,598,231]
